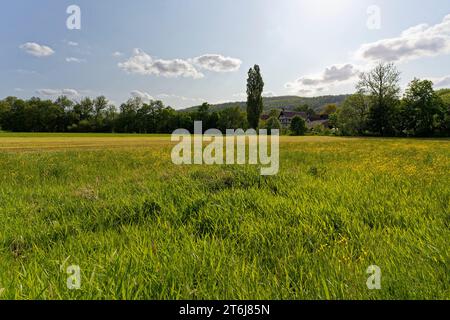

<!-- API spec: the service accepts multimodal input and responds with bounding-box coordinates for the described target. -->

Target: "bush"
[265,116,281,134]
[290,116,307,136]
[310,124,331,136]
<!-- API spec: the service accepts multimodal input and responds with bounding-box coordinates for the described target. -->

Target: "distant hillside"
[437,88,450,105]
[182,95,351,113]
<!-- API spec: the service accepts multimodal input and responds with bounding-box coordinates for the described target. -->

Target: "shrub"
[290,116,307,136]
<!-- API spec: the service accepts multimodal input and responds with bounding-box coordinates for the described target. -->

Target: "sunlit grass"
[0,134,448,299]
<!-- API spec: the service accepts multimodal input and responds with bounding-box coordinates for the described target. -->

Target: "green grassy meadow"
[0,133,448,299]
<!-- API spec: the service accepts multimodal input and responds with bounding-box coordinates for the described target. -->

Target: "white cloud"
[356,13,450,63]
[61,89,79,96]
[130,90,154,102]
[118,49,242,79]
[36,89,79,97]
[112,51,123,57]
[65,57,85,63]
[118,49,204,79]
[282,13,450,96]
[20,42,55,57]
[191,54,242,72]
[285,63,359,95]
[321,64,358,82]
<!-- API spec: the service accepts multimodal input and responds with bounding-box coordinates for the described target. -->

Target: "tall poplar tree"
[246,65,264,129]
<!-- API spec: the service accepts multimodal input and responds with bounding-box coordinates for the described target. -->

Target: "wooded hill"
[182,94,350,113]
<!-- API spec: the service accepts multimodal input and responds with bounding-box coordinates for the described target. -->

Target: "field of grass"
[0,133,448,300]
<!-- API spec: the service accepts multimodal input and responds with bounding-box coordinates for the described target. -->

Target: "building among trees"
[263,109,330,129]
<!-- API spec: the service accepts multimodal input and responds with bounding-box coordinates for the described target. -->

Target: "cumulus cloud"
[321,64,358,82]
[20,42,55,57]
[118,49,204,79]
[191,54,242,72]
[36,89,79,97]
[356,13,450,62]
[285,64,359,94]
[118,49,242,79]
[283,13,450,96]
[65,57,85,63]
[130,90,154,102]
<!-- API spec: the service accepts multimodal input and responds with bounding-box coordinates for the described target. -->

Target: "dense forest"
[1,63,449,137]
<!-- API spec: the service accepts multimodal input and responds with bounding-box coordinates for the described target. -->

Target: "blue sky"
[1,0,449,109]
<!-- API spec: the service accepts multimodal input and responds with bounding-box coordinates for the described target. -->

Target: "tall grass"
[0,134,448,299]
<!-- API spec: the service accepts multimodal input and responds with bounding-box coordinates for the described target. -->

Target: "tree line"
[0,95,248,134]
[0,64,255,134]
[0,62,449,137]
[245,63,450,137]
[332,63,450,137]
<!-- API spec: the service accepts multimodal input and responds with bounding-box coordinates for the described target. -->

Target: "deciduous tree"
[401,79,444,136]
[357,62,400,136]
[336,93,370,135]
[290,116,307,136]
